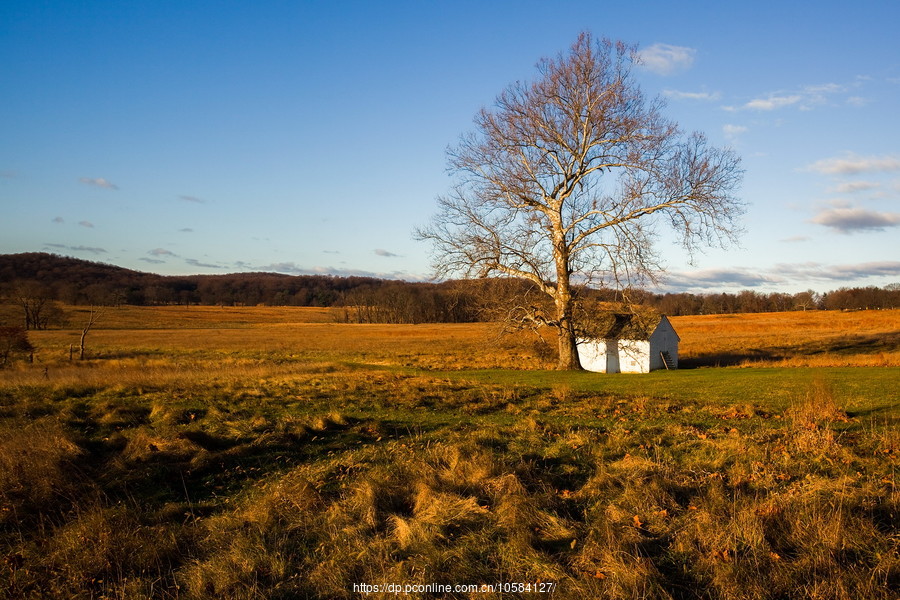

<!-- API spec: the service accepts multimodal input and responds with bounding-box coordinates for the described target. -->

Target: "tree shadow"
[681,331,899,368]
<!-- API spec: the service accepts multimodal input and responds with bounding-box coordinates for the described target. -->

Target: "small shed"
[577,312,680,373]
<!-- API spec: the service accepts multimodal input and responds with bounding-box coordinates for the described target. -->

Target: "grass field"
[1,306,898,599]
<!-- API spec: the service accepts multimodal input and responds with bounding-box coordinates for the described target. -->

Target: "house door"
[605,340,620,373]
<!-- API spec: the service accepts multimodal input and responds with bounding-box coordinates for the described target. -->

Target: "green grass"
[433,366,899,415]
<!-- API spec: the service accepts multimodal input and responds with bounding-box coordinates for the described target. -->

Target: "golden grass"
[16,306,896,371]
[672,309,900,367]
[1,303,898,598]
[25,317,546,371]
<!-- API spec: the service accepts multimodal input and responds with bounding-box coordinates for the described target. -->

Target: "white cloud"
[775,261,900,281]
[184,257,226,269]
[744,94,803,111]
[810,207,900,233]
[660,267,784,291]
[78,177,119,190]
[803,83,845,95]
[256,261,421,280]
[779,235,810,243]
[374,248,400,257]
[723,124,748,140]
[828,181,880,194]
[737,82,849,112]
[636,43,696,75]
[806,153,900,175]
[663,89,720,101]
[44,243,107,254]
[660,260,900,292]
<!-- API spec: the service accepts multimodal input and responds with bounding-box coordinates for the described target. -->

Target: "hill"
[2,253,899,317]
[0,252,397,307]
[0,253,482,322]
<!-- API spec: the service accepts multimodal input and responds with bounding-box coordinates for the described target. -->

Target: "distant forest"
[1,253,898,327]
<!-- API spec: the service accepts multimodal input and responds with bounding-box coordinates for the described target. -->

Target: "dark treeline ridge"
[1,253,898,326]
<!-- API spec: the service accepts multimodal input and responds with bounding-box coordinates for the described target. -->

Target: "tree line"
[1,254,898,330]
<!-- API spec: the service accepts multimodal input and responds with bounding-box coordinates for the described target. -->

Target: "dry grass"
[0,305,897,598]
[12,305,898,372]
[673,309,900,367]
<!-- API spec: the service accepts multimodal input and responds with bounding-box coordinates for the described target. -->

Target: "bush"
[0,326,32,367]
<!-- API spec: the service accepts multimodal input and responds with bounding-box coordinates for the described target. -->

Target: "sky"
[2,0,899,294]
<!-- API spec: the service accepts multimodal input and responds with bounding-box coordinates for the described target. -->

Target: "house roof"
[584,311,670,341]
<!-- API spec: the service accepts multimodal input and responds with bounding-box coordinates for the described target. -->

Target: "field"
[1,306,898,599]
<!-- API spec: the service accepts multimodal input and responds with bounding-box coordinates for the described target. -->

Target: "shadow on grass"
[682,331,900,368]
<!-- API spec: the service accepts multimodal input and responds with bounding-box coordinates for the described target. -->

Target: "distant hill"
[1,253,897,316]
[0,253,483,322]
[0,252,394,307]
[0,252,148,287]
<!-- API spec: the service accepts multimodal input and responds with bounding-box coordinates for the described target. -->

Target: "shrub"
[0,326,32,367]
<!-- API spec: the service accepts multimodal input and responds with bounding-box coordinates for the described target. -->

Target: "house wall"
[648,317,679,370]
[617,339,651,373]
[578,338,649,373]
[577,338,609,372]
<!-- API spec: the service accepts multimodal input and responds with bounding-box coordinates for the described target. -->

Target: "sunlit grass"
[1,306,898,598]
[673,309,900,367]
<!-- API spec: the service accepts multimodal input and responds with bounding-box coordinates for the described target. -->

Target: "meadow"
[1,306,898,599]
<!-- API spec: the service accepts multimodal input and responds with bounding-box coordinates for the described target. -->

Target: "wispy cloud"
[774,261,900,281]
[828,181,879,194]
[661,267,782,291]
[374,248,400,257]
[184,257,226,269]
[660,260,900,292]
[149,248,177,257]
[256,261,421,280]
[78,177,119,190]
[178,195,205,203]
[139,257,166,265]
[723,124,748,141]
[780,235,810,243]
[744,94,803,111]
[44,243,107,254]
[810,207,900,233]
[663,89,720,101]
[731,82,848,112]
[806,153,900,175]
[636,43,696,75]
[78,220,94,228]
[178,228,194,233]
[52,216,65,224]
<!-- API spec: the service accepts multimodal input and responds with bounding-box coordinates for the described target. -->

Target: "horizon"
[2,1,899,293]
[5,251,897,298]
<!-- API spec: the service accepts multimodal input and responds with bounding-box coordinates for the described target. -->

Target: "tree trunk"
[553,273,583,371]
[556,320,582,370]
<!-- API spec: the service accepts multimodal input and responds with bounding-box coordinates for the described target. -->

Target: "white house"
[577,312,680,373]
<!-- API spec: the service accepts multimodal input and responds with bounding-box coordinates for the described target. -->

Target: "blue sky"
[2,0,898,293]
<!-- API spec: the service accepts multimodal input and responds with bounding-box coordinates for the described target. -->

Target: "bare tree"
[11,281,61,330]
[78,305,105,360]
[417,33,743,369]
